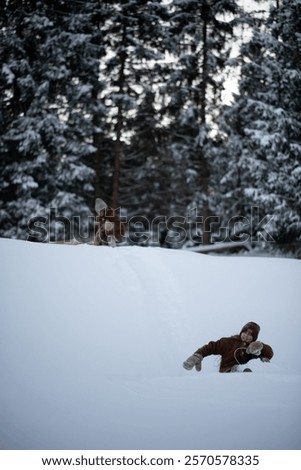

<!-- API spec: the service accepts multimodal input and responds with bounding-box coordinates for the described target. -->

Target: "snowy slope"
[0,238,300,450]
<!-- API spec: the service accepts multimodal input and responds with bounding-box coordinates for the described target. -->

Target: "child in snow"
[183,321,273,373]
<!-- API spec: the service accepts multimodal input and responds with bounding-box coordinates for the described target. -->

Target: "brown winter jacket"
[195,323,274,372]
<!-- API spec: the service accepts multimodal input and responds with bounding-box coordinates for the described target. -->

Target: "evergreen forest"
[1,0,300,256]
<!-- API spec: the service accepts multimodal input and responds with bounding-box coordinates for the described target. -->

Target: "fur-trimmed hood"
[240,322,260,341]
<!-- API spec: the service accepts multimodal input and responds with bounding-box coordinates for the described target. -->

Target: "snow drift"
[0,238,300,450]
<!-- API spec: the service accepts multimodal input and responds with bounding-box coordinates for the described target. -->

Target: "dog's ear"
[95,198,107,213]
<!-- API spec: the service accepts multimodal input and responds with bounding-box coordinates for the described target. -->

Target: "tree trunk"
[92,85,105,207]
[111,28,127,209]
[111,103,123,209]
[200,2,211,245]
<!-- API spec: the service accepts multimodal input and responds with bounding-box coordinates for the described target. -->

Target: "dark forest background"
[0,0,300,255]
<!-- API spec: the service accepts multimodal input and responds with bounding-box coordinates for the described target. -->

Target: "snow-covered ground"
[0,238,300,450]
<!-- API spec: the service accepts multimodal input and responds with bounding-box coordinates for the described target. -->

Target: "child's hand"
[183,353,203,371]
[260,357,270,362]
[246,341,263,356]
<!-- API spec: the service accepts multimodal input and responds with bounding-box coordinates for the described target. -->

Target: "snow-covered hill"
[0,238,300,450]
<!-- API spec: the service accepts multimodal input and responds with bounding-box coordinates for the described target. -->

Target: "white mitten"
[246,341,263,356]
[183,353,203,371]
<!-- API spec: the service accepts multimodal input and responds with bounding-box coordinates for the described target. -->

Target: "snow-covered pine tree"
[97,0,170,215]
[43,0,110,241]
[0,0,109,241]
[0,0,55,239]
[218,0,301,255]
[160,0,241,245]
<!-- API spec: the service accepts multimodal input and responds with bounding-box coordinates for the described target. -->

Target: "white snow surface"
[0,238,300,450]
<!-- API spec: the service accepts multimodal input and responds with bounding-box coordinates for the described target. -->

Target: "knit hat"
[240,322,260,341]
